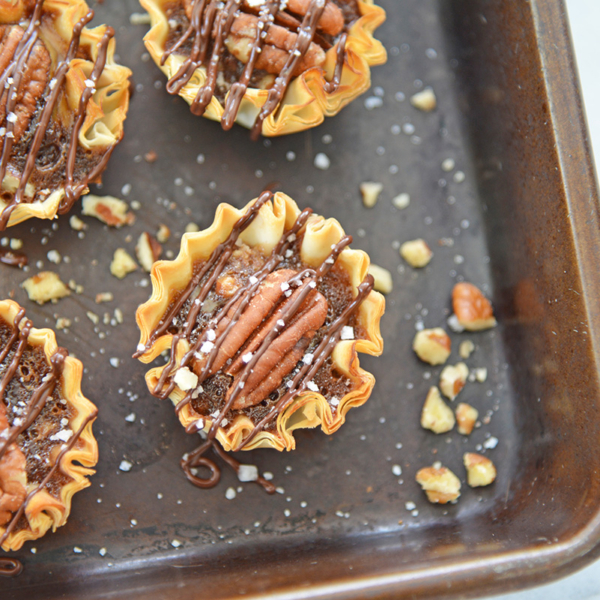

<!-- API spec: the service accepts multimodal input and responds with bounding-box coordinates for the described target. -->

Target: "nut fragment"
[459,340,475,359]
[400,239,432,268]
[410,87,437,112]
[463,453,496,487]
[21,272,70,304]
[421,386,455,434]
[144,150,158,163]
[82,195,135,227]
[185,223,200,233]
[452,282,497,331]
[135,232,162,272]
[110,249,138,279]
[69,215,87,231]
[55,317,71,330]
[439,362,469,400]
[413,328,451,365]
[156,224,171,243]
[416,464,461,504]
[360,182,383,208]
[368,264,393,294]
[455,403,478,435]
[95,292,114,304]
[173,367,199,392]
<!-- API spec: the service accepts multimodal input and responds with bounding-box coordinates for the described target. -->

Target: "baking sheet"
[1,0,600,598]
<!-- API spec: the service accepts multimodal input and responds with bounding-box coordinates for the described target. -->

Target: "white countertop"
[490,1,600,598]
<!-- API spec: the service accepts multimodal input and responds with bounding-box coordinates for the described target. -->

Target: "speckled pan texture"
[1,0,599,599]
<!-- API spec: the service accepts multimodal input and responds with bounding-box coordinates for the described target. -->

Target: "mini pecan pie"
[0,0,131,229]
[140,0,386,137]
[135,191,384,488]
[0,300,97,558]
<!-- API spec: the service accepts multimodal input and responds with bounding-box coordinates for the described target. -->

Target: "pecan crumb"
[22,272,70,304]
[413,328,451,365]
[455,403,478,435]
[110,249,138,279]
[135,232,162,272]
[452,283,496,331]
[464,453,496,487]
[416,464,461,504]
[400,239,432,268]
[82,195,135,227]
[439,362,468,400]
[421,386,455,434]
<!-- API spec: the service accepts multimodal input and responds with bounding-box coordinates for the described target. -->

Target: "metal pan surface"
[1,0,600,598]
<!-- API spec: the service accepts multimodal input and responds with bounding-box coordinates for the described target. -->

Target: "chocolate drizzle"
[0,307,97,576]
[0,557,22,577]
[0,0,116,230]
[0,248,27,268]
[136,192,374,491]
[161,0,349,138]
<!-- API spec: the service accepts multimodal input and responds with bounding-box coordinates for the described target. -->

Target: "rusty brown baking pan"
[1,0,600,598]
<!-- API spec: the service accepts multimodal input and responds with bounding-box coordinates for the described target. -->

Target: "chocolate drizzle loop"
[162,0,348,137]
[0,1,117,229]
[140,193,374,491]
[0,557,23,577]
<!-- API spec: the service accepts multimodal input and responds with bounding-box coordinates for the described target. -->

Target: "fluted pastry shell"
[0,0,131,228]
[0,299,98,552]
[140,0,386,136]
[136,192,385,452]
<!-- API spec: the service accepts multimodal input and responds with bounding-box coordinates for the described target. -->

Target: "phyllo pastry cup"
[135,191,384,468]
[0,0,131,229]
[0,300,98,552]
[140,0,386,137]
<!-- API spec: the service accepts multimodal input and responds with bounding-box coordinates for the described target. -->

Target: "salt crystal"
[238,464,259,482]
[340,326,354,340]
[119,460,133,472]
[242,352,253,363]
[314,153,330,170]
[302,354,313,365]
[306,381,319,392]
[225,487,237,500]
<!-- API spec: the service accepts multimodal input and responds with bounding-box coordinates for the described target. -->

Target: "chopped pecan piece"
[455,402,478,435]
[416,464,461,504]
[413,328,451,365]
[421,386,455,434]
[452,282,497,331]
[464,452,496,487]
[439,362,468,401]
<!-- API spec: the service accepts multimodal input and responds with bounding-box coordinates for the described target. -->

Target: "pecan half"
[0,404,27,526]
[192,268,328,410]
[0,25,50,142]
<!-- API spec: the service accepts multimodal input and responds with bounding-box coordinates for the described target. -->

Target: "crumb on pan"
[110,248,138,279]
[400,239,432,268]
[410,87,437,112]
[464,452,496,487]
[22,271,70,304]
[413,328,451,365]
[459,340,475,359]
[421,386,455,434]
[416,464,461,504]
[156,224,171,243]
[439,362,469,400]
[82,195,135,227]
[452,282,497,331]
[455,402,478,435]
[360,182,383,208]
